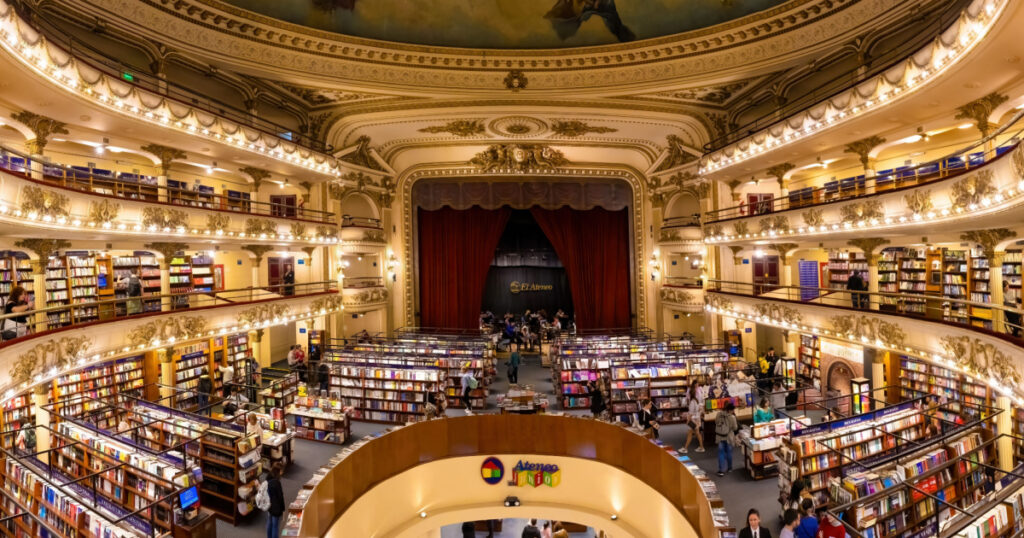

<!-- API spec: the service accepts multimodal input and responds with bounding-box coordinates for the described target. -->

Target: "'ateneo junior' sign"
[509,281,553,294]
[508,460,561,488]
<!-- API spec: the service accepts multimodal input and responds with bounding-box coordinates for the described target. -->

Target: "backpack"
[127,275,142,297]
[468,376,479,390]
[715,412,731,436]
[255,480,270,511]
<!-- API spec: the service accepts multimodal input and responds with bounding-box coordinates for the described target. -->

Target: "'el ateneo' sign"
[481,457,561,487]
[509,281,553,294]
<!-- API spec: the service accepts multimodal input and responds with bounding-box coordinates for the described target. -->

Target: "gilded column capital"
[960,228,1017,261]
[14,238,70,265]
[956,92,1009,138]
[846,238,891,266]
[141,144,187,176]
[843,136,886,169]
[11,110,68,155]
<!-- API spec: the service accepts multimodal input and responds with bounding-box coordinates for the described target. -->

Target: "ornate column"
[250,328,266,368]
[141,144,187,203]
[772,243,798,288]
[146,242,188,311]
[956,92,1008,154]
[961,229,1017,333]
[843,136,886,193]
[240,167,271,205]
[848,238,889,311]
[870,352,886,403]
[11,111,68,180]
[242,245,274,298]
[14,239,70,329]
[158,347,175,401]
[997,395,1014,471]
[766,163,795,211]
[32,384,50,463]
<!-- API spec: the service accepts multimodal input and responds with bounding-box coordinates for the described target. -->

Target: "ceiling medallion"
[488,116,549,139]
[504,70,528,91]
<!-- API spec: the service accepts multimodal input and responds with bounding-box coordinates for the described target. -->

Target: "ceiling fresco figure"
[544,0,635,42]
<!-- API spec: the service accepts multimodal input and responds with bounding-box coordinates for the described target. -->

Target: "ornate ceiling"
[211,0,790,49]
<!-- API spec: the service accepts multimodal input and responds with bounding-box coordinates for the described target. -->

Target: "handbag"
[1,317,17,341]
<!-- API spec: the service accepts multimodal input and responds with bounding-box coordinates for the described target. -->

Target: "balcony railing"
[662,215,701,228]
[701,0,971,152]
[663,276,703,288]
[343,276,384,289]
[0,281,337,346]
[0,145,335,224]
[707,279,1024,341]
[341,215,383,228]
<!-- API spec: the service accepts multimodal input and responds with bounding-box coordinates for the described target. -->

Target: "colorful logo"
[508,460,561,488]
[481,457,504,485]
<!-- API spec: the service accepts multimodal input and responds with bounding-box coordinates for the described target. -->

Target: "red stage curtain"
[418,206,511,329]
[530,207,631,329]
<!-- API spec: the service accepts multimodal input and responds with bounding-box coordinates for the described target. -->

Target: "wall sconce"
[386,252,400,282]
[648,251,661,281]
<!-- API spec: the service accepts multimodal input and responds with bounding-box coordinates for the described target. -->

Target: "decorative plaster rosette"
[488,117,549,139]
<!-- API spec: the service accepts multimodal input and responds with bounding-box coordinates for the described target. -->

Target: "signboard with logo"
[482,267,572,317]
[480,457,561,488]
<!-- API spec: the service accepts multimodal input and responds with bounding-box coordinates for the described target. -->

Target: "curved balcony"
[0,155,338,244]
[340,215,387,246]
[705,280,1024,398]
[293,414,726,538]
[703,132,1024,244]
[660,278,704,312]
[658,215,702,246]
[0,282,341,394]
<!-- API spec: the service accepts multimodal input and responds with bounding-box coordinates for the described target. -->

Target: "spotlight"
[503,496,521,507]
[419,512,427,518]
[611,515,618,521]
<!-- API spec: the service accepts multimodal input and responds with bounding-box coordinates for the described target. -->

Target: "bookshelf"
[827,250,867,288]
[898,247,928,315]
[198,426,262,524]
[260,372,298,409]
[15,257,33,303]
[1004,250,1022,305]
[740,418,809,480]
[287,395,351,444]
[50,356,148,429]
[190,254,214,292]
[798,334,820,388]
[45,255,69,328]
[66,253,98,323]
[174,341,211,412]
[942,249,969,324]
[0,394,33,449]
[169,254,192,309]
[325,360,444,424]
[113,254,161,314]
[969,248,992,329]
[877,248,901,312]
[898,356,990,412]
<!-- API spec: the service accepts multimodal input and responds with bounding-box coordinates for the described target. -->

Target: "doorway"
[270,194,297,218]
[752,255,780,295]
[268,256,295,293]
[747,193,774,215]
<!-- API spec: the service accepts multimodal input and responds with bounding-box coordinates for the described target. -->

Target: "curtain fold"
[418,206,511,329]
[530,207,631,329]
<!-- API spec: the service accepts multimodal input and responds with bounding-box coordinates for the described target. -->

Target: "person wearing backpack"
[118,270,143,315]
[715,401,739,476]
[196,368,213,415]
[263,462,285,538]
[460,365,478,415]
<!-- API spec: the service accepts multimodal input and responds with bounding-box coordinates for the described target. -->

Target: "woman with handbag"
[2,286,32,340]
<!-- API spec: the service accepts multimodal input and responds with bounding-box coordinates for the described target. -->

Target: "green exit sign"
[121,72,134,82]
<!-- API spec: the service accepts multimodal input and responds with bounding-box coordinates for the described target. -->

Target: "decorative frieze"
[660,288,697,305]
[471,144,567,172]
[940,335,1020,384]
[550,120,616,138]
[126,316,209,347]
[142,207,188,229]
[88,199,120,224]
[237,304,292,325]
[290,223,307,238]
[829,315,905,347]
[904,190,933,215]
[20,185,69,219]
[11,335,92,384]
[706,295,733,311]
[418,120,486,137]
[758,215,789,233]
[950,170,997,210]
[205,213,231,233]
[343,288,389,305]
[244,218,277,237]
[801,208,824,228]
[839,200,884,223]
[310,295,345,313]
[753,303,802,324]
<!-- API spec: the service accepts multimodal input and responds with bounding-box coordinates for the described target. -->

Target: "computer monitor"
[179,486,199,510]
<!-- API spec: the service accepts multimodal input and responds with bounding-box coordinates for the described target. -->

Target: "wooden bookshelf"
[741,418,808,480]
[1003,250,1022,305]
[898,356,990,412]
[898,247,929,316]
[798,334,821,388]
[0,394,33,449]
[826,250,867,288]
[260,372,298,408]
[169,254,193,309]
[326,360,444,424]
[44,255,69,328]
[877,248,901,312]
[66,253,98,323]
[969,248,993,330]
[173,342,211,412]
[198,427,262,524]
[50,356,148,429]
[942,249,969,324]
[113,254,161,315]
[190,255,214,293]
[287,395,350,444]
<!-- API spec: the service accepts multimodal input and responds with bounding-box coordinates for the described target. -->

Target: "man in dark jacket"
[196,369,213,415]
[266,462,285,538]
[847,271,866,309]
[522,519,542,538]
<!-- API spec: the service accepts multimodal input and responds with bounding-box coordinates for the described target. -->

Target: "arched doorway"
[827,361,855,414]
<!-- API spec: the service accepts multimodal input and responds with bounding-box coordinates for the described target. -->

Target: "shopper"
[522,519,542,538]
[2,286,32,339]
[507,349,521,384]
[318,361,330,394]
[424,392,440,420]
[714,401,738,476]
[282,265,295,296]
[196,368,213,415]
[739,508,772,538]
[247,412,263,439]
[681,384,705,453]
[816,512,845,538]
[265,462,285,538]
[221,363,235,397]
[788,478,812,511]
[779,509,801,538]
[588,380,606,418]
[754,398,774,424]
[461,522,475,538]
[541,521,552,538]
[847,271,866,309]
[552,522,569,538]
[121,270,142,315]
[638,399,659,439]
[460,366,476,414]
[770,381,787,418]
[795,499,819,538]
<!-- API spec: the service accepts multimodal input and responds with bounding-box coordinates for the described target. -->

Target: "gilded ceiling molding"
[753,303,802,324]
[126,316,209,347]
[950,169,997,210]
[141,144,187,176]
[839,200,884,223]
[14,238,70,263]
[846,238,890,265]
[653,135,699,173]
[904,190,933,215]
[470,144,568,172]
[10,110,68,155]
[959,229,1017,261]
[12,335,92,385]
[550,120,617,138]
[339,136,385,172]
[144,242,188,263]
[843,136,886,169]
[418,120,486,138]
[142,207,189,230]
[955,92,1009,137]
[88,199,120,224]
[829,315,906,347]
[940,335,1020,385]
[20,185,70,219]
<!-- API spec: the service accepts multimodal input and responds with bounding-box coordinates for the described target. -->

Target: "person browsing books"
[779,509,800,538]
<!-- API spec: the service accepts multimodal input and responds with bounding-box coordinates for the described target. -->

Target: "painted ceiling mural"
[217,0,789,49]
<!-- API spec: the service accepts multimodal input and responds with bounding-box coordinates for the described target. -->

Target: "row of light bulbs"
[704,301,1023,406]
[699,1,998,175]
[704,179,1024,244]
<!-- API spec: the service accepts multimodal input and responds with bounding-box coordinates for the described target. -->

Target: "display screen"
[179,486,199,509]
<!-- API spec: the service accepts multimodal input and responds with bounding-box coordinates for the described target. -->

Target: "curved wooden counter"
[295,414,730,537]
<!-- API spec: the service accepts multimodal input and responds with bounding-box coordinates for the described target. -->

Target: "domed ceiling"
[213,0,790,49]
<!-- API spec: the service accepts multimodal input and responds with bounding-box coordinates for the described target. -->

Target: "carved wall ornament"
[205,213,231,232]
[88,199,120,224]
[801,208,824,228]
[241,245,275,265]
[14,238,69,263]
[955,92,1009,137]
[766,163,796,186]
[237,304,292,326]
[418,120,486,137]
[950,169,997,209]
[11,335,92,385]
[470,144,568,172]
[772,243,799,263]
[753,303,802,325]
[654,135,699,173]
[140,144,187,175]
[504,70,528,91]
[846,238,891,265]
[728,245,744,264]
[239,166,272,191]
[126,316,209,347]
[733,221,750,237]
[300,246,317,260]
[1012,144,1024,180]
[142,207,188,229]
[829,315,906,347]
[290,223,307,238]
[245,218,278,237]
[840,200,884,223]
[364,229,387,243]
[11,111,69,155]
[339,135,385,171]
[317,226,338,238]
[660,288,697,305]
[377,176,397,208]
[904,190,933,215]
[959,229,1017,260]
[759,215,789,233]
[649,190,668,210]
[549,120,617,138]
[704,225,723,238]
[697,181,711,200]
[706,295,733,311]
[344,288,390,305]
[144,242,188,263]
[659,229,681,242]
[843,136,886,168]
[310,295,345,312]
[20,185,69,219]
[940,335,1020,384]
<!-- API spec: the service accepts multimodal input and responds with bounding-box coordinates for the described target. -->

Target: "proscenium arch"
[396,163,651,329]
